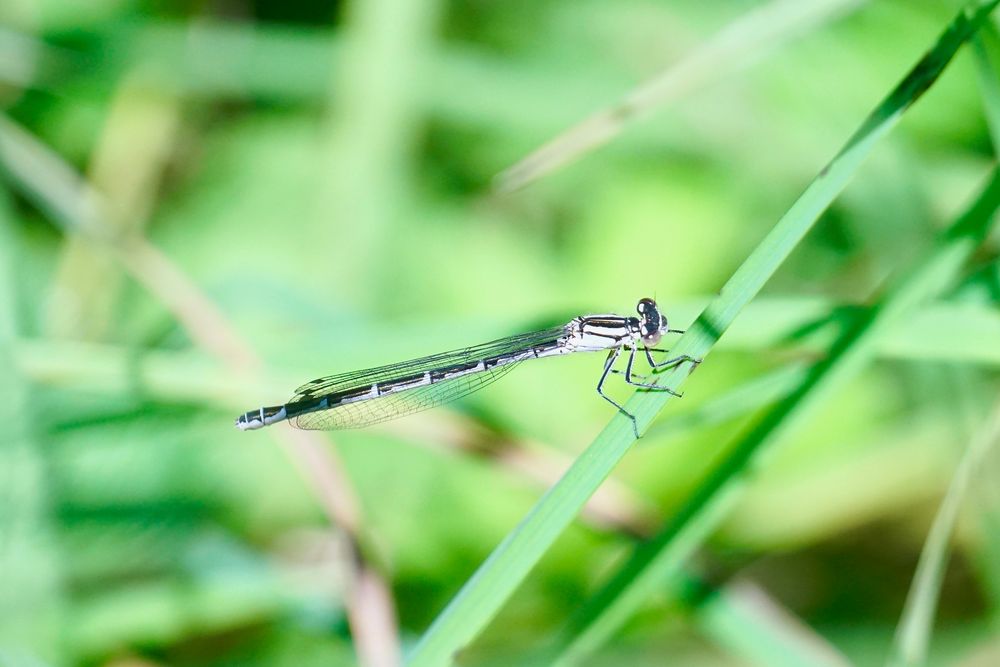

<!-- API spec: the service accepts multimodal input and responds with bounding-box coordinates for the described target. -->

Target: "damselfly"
[235,298,697,436]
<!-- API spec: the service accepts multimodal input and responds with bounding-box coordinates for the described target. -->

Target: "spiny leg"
[609,349,692,391]
[611,369,649,381]
[611,346,650,381]
[596,347,639,438]
[623,345,683,397]
[643,347,702,371]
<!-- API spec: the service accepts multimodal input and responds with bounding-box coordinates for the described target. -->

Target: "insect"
[235,298,697,436]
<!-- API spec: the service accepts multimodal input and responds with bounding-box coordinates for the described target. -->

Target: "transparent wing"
[293,360,523,430]
[288,325,569,430]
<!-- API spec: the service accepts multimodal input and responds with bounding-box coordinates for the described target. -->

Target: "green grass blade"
[554,166,1000,664]
[406,2,1000,665]
[886,27,1000,667]
[972,21,1000,149]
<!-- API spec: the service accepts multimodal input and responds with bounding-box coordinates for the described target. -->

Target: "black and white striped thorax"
[235,297,678,432]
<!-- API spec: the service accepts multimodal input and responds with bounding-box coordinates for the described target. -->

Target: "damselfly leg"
[597,345,700,437]
[643,347,701,370]
[610,348,699,389]
[596,347,641,437]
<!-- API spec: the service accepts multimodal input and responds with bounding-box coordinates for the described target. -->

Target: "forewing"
[293,359,523,430]
[288,325,568,430]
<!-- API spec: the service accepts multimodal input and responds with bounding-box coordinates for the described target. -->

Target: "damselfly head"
[636,297,667,346]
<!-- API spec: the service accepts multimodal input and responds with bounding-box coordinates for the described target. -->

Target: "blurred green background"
[2,0,999,665]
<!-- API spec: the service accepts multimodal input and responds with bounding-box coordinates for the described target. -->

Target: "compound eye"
[641,323,662,346]
[637,298,656,314]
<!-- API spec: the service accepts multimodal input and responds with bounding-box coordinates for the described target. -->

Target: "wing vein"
[288,324,570,430]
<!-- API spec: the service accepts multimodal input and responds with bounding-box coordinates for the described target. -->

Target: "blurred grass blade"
[321,0,443,295]
[0,105,403,667]
[0,27,45,87]
[888,406,1000,667]
[555,165,1000,664]
[972,21,1000,149]
[0,179,63,660]
[407,2,999,665]
[887,26,1000,667]
[696,579,851,667]
[0,114,257,369]
[494,0,864,193]
[46,73,180,341]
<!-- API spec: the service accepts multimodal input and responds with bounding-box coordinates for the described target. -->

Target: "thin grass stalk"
[888,405,1000,667]
[494,0,865,193]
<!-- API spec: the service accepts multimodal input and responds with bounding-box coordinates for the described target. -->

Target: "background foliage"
[1,0,999,666]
